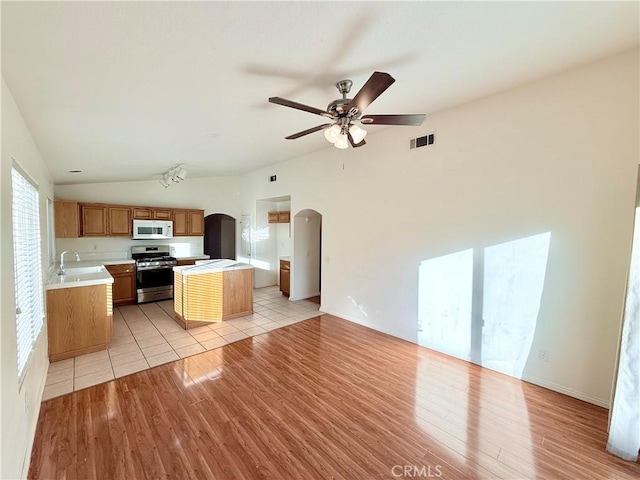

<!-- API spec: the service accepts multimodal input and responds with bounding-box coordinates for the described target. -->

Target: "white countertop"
[280,256,291,261]
[66,259,136,267]
[175,254,210,261]
[174,259,253,276]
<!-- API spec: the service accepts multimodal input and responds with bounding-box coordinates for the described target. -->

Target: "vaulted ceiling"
[2,2,638,185]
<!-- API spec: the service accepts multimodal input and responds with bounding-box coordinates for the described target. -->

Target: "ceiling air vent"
[410,132,435,149]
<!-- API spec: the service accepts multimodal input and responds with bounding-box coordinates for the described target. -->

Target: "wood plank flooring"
[29,314,640,479]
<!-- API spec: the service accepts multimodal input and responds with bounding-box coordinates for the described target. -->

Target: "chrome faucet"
[58,249,81,275]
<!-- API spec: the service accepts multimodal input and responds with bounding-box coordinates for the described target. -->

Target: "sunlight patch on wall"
[418,232,551,379]
[418,248,473,361]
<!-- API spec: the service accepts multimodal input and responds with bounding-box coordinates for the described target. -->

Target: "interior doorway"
[293,209,322,301]
[204,214,236,260]
[254,195,291,288]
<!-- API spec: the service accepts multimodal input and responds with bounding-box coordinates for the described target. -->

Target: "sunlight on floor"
[42,286,321,400]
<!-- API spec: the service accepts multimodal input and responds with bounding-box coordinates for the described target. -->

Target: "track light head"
[159,164,187,188]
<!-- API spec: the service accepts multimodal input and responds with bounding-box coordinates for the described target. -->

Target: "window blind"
[12,166,44,379]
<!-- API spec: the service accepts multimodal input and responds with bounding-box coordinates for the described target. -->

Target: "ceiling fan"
[268,72,426,149]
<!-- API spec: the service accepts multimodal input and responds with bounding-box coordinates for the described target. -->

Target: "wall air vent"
[410,132,435,149]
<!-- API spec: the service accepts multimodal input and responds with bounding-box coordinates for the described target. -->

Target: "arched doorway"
[204,214,236,260]
[292,209,322,301]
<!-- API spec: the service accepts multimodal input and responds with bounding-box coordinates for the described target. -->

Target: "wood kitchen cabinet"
[54,200,79,238]
[133,207,172,220]
[173,209,205,236]
[80,204,108,236]
[268,211,290,224]
[280,259,290,297]
[176,259,197,266]
[107,207,132,236]
[64,200,205,237]
[189,210,204,235]
[104,264,136,306]
[47,284,113,362]
[173,209,189,235]
[278,211,290,223]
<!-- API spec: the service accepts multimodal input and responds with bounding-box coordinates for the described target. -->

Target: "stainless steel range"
[131,245,177,304]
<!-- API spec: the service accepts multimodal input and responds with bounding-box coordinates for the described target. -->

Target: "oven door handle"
[136,265,176,271]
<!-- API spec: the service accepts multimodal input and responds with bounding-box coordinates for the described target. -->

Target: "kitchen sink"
[59,265,105,276]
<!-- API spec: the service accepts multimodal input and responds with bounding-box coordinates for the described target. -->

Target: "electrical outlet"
[538,349,549,362]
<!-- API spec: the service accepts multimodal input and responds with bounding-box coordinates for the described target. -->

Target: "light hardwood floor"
[29,314,640,479]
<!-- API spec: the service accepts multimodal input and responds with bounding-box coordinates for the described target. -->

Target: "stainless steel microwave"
[132,220,173,239]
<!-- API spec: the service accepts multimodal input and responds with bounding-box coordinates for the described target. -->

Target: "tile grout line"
[45,289,321,397]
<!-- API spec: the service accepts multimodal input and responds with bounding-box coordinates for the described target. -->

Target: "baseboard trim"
[521,374,610,409]
[289,291,321,302]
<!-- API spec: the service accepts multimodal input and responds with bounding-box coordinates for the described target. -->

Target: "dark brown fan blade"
[360,114,426,126]
[285,123,333,140]
[269,97,333,118]
[347,131,366,148]
[346,72,395,115]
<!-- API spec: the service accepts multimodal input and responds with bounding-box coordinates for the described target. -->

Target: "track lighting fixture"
[159,164,188,188]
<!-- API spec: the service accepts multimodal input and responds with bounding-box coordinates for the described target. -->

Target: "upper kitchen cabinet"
[278,211,290,223]
[81,204,131,236]
[54,200,79,238]
[189,210,204,236]
[173,209,205,236]
[173,210,188,235]
[268,211,290,223]
[80,204,107,236]
[108,206,132,236]
[133,207,172,220]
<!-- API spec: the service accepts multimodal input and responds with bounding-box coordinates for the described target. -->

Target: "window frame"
[11,162,45,385]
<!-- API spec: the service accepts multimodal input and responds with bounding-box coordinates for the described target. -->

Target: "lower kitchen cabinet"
[46,284,113,362]
[176,259,197,266]
[105,264,136,306]
[280,259,290,297]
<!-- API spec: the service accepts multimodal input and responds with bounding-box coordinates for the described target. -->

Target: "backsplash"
[55,236,204,259]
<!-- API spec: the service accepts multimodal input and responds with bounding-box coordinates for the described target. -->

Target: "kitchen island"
[46,264,114,361]
[173,259,254,329]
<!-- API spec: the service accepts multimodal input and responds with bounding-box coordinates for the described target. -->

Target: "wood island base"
[173,262,254,329]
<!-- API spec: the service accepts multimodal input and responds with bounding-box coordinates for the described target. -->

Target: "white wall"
[1,79,55,479]
[240,50,639,407]
[254,200,278,287]
[55,176,241,256]
[55,236,204,259]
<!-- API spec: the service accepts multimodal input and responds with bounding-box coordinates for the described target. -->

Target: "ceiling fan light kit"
[323,124,341,143]
[159,164,188,188]
[334,133,349,150]
[269,71,425,149]
[349,124,367,144]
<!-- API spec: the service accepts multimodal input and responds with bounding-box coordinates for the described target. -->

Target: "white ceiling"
[2,2,638,185]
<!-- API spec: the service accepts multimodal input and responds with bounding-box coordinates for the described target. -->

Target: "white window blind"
[12,166,44,379]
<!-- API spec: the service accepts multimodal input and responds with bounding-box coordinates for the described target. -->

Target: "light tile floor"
[42,286,321,400]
